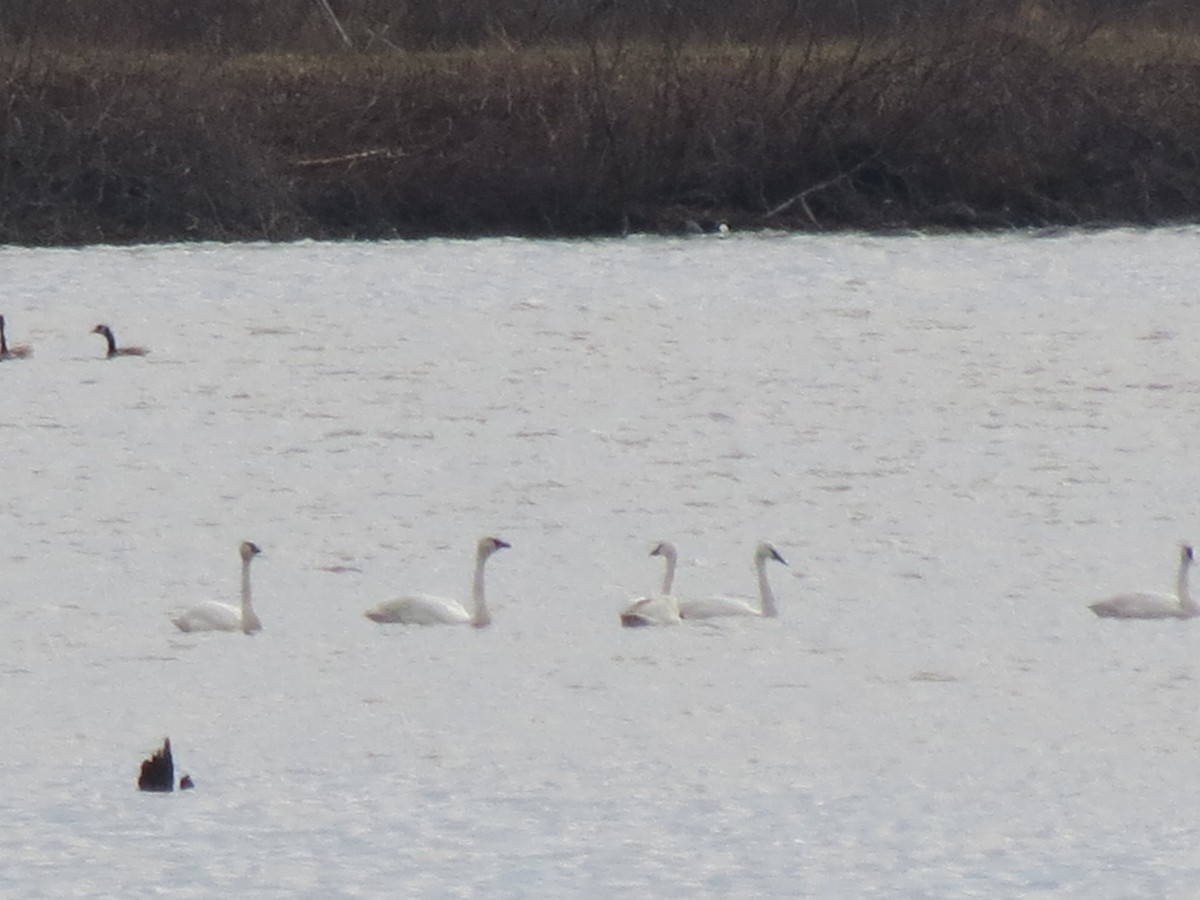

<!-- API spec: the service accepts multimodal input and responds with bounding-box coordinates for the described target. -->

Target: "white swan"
[1090,543,1196,619]
[365,536,509,627]
[679,542,787,619]
[171,541,263,634]
[619,542,682,627]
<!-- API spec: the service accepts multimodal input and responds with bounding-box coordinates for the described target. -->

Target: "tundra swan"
[365,536,510,627]
[679,542,787,619]
[619,542,682,627]
[137,738,193,792]
[92,323,148,358]
[0,315,31,359]
[171,541,263,634]
[1089,543,1196,619]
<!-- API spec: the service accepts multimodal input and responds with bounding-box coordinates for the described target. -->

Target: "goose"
[137,737,193,792]
[0,315,31,359]
[619,542,682,627]
[92,324,148,358]
[679,542,787,619]
[1090,543,1196,619]
[171,541,264,634]
[365,536,510,627]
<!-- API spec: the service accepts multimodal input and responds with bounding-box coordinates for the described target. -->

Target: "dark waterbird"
[137,738,194,792]
[0,315,32,359]
[92,323,148,358]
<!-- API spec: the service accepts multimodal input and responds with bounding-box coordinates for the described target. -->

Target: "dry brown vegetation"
[4,0,1200,244]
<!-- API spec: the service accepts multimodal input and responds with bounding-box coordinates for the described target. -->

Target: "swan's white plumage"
[619,542,681,627]
[365,536,509,628]
[370,596,473,626]
[678,596,762,618]
[679,542,787,620]
[173,601,244,633]
[619,593,681,627]
[172,541,263,634]
[1090,543,1196,619]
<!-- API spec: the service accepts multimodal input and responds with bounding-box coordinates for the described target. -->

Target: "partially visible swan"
[137,737,194,792]
[1090,543,1196,619]
[365,536,510,627]
[171,541,263,634]
[92,323,148,358]
[679,542,788,619]
[0,315,32,359]
[619,542,682,627]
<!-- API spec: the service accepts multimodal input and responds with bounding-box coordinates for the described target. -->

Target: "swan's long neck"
[470,550,492,628]
[660,549,677,595]
[0,320,8,356]
[240,556,259,633]
[102,328,117,357]
[1178,552,1195,615]
[756,554,778,618]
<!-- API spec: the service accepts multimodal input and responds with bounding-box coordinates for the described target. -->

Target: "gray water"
[2,230,1199,897]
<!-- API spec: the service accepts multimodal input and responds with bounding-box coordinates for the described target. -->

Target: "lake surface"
[2,230,1200,897]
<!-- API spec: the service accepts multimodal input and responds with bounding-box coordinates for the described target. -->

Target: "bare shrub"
[5,2,1200,242]
[0,53,301,244]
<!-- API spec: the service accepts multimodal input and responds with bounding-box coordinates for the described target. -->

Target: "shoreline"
[5,23,1200,246]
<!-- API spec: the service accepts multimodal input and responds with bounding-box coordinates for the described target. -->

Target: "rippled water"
[3,230,1200,897]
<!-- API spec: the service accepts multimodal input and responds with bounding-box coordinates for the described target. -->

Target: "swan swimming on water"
[171,541,264,634]
[0,315,32,359]
[679,542,787,619]
[365,536,510,627]
[619,542,682,627]
[92,323,148,358]
[1089,543,1196,619]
